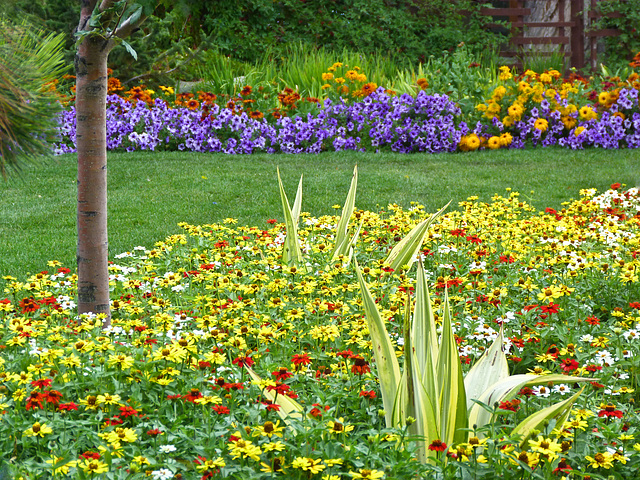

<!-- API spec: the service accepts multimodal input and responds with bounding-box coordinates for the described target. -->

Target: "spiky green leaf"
[355,259,401,428]
[384,202,450,272]
[464,327,510,410]
[331,165,358,257]
[511,387,585,447]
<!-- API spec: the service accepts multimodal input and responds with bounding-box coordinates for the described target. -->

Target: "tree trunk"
[75,25,112,325]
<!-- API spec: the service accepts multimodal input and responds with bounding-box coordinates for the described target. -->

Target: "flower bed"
[1,184,639,478]
[53,63,640,155]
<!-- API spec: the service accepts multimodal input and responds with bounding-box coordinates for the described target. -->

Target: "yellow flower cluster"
[321,62,381,99]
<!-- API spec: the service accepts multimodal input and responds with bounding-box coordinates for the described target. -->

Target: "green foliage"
[0,20,66,178]
[592,0,640,70]
[4,0,505,86]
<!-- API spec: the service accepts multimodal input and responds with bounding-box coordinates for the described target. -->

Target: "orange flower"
[186,99,200,110]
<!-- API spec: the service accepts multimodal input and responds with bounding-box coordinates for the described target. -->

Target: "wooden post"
[571,0,585,70]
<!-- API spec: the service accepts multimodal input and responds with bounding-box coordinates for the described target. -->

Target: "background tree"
[0,20,65,178]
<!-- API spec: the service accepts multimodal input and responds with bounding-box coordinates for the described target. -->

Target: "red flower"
[629,302,640,309]
[26,392,44,411]
[42,389,63,405]
[184,388,203,403]
[498,399,521,412]
[559,358,580,372]
[610,183,621,190]
[105,416,124,426]
[147,428,163,436]
[272,367,294,381]
[359,390,376,399]
[598,404,624,418]
[267,383,291,395]
[19,297,40,313]
[585,364,602,373]
[309,403,329,418]
[211,405,230,415]
[232,356,254,368]
[261,400,280,412]
[585,316,600,326]
[428,439,447,452]
[540,303,560,314]
[30,378,52,389]
[119,406,139,417]
[58,402,79,412]
[499,255,515,263]
[518,387,534,397]
[79,451,101,460]
[266,219,278,224]
[465,235,483,244]
[291,353,311,366]
[336,350,354,359]
[553,459,573,474]
[350,356,371,375]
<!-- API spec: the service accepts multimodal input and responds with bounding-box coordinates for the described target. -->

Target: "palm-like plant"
[0,20,66,178]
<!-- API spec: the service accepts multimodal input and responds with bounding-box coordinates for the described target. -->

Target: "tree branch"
[113,11,148,40]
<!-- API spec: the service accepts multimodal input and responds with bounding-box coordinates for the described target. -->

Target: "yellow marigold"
[533,118,549,132]
[507,103,523,120]
[499,66,512,81]
[499,132,513,146]
[598,91,610,105]
[492,85,507,100]
[579,105,598,120]
[540,72,553,83]
[487,136,501,150]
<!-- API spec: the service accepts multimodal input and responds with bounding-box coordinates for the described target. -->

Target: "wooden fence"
[478,0,622,71]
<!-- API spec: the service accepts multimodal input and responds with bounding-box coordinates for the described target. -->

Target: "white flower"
[150,469,174,480]
[159,444,177,453]
[532,385,551,398]
[552,384,571,395]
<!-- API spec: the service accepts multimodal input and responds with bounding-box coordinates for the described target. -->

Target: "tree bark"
[75,4,113,325]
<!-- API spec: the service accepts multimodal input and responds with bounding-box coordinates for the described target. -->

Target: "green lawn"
[1,148,638,278]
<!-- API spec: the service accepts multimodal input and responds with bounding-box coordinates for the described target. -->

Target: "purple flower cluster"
[53,86,640,155]
[53,88,464,155]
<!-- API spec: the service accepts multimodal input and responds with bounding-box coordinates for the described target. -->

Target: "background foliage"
[2,0,503,85]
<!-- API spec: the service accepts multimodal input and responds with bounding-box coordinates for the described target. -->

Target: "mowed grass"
[1,148,638,278]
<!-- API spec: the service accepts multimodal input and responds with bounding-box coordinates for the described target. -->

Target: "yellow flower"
[105,427,138,444]
[528,436,562,461]
[292,457,325,474]
[499,66,512,81]
[327,417,355,434]
[487,136,501,150]
[253,420,285,438]
[585,452,615,469]
[78,458,109,474]
[24,421,53,437]
[349,468,385,479]
[322,72,334,81]
[499,132,513,146]
[533,118,549,132]
[46,456,76,475]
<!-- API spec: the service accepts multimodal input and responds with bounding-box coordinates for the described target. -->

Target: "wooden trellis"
[478,0,622,71]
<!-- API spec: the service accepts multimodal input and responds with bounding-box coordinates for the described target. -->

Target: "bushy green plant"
[0,20,66,178]
[591,0,640,71]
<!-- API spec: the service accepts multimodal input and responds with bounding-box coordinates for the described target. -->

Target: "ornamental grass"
[1,182,639,479]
